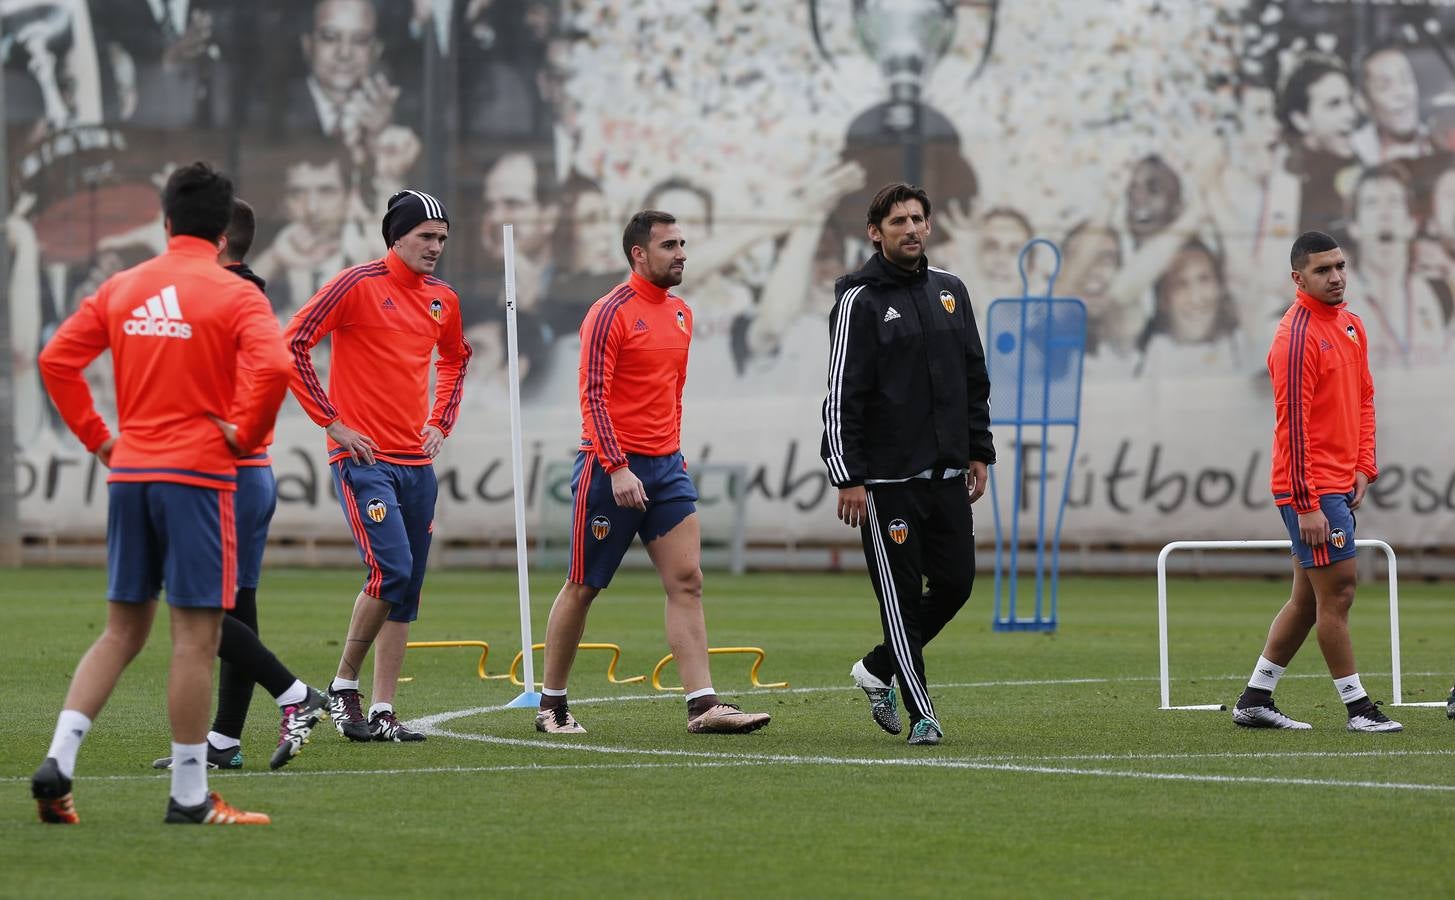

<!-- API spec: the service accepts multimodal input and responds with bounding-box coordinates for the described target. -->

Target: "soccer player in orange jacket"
[285,190,469,743]
[1231,230,1401,733]
[31,162,288,825]
[534,210,770,735]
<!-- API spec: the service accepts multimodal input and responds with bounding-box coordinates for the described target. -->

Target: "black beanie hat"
[382,189,449,246]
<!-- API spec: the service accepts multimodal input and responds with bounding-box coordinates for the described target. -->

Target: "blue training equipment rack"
[984,239,1087,632]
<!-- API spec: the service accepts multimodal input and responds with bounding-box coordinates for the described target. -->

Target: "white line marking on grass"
[0,761,772,785]
[417,726,1455,794]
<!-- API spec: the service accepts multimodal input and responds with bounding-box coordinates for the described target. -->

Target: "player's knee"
[563,582,600,607]
[665,567,704,600]
[1316,579,1357,617]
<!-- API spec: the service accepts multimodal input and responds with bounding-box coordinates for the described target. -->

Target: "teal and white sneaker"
[907,719,942,745]
[152,743,244,770]
[851,660,901,735]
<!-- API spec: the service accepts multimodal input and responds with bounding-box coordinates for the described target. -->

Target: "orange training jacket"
[1267,289,1377,513]
[39,235,290,491]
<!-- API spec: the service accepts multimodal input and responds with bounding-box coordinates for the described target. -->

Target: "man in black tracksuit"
[821,182,995,746]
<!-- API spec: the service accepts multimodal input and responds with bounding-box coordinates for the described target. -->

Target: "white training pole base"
[506,691,543,709]
[1389,701,1447,708]
[1163,704,1227,711]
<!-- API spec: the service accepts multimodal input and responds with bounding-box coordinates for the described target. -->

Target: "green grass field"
[3,566,1453,898]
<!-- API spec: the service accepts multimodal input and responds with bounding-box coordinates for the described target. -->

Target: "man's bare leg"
[646,514,770,734]
[1259,559,1319,666]
[542,581,601,697]
[63,600,158,718]
[646,514,711,695]
[1305,557,1358,678]
[372,620,410,706]
[336,591,390,682]
[36,599,158,807]
[166,605,225,807]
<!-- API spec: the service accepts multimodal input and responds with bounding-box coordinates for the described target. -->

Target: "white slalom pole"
[502,224,541,709]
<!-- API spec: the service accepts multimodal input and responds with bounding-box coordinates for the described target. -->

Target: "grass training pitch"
[3,566,1453,898]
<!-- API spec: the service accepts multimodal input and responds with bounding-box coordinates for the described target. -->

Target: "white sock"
[541,687,567,697]
[46,710,93,779]
[330,677,360,692]
[206,731,240,751]
[684,687,716,703]
[169,742,209,807]
[368,702,393,718]
[276,680,308,707]
[1334,673,1368,705]
[1247,656,1285,693]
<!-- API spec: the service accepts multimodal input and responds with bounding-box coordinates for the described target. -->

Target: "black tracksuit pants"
[858,476,975,728]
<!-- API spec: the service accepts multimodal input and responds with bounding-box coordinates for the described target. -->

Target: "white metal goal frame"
[1157,539,1444,711]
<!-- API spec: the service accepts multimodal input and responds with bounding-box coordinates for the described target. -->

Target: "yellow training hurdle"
[402,640,512,681]
[508,642,646,688]
[651,647,788,691]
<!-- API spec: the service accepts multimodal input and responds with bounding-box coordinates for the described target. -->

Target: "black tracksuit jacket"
[820,252,995,487]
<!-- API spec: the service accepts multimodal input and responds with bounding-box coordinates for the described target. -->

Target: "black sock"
[212,613,297,737]
[212,589,259,739]
[687,694,720,718]
[1237,686,1272,708]
[1345,696,1376,716]
[540,693,567,711]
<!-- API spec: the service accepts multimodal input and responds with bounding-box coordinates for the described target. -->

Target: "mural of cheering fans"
[1058,221,1127,361]
[1352,40,1451,215]
[1345,163,1449,369]
[1413,161,1455,306]
[1133,239,1245,379]
[251,143,372,320]
[264,0,421,207]
[1276,53,1360,233]
[90,0,237,129]
[547,173,621,325]
[1206,79,1305,331]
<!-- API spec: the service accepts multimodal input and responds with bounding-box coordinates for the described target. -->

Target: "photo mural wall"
[6,0,1455,548]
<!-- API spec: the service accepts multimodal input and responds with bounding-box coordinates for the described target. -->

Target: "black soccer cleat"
[32,757,79,824]
[328,688,373,742]
[1446,686,1455,720]
[369,709,426,742]
[271,686,327,769]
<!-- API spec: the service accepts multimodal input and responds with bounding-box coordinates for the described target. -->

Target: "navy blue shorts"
[567,451,698,589]
[331,460,437,623]
[107,482,236,608]
[1279,491,1357,568]
[235,466,277,590]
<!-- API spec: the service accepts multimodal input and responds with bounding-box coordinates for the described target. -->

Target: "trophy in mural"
[809,0,998,180]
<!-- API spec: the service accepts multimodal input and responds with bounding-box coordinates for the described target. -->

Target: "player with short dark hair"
[1231,230,1400,733]
[151,197,327,773]
[534,209,771,736]
[31,161,290,824]
[823,181,994,746]
[285,189,470,743]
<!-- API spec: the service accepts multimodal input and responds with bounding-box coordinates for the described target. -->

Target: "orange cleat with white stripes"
[164,791,271,825]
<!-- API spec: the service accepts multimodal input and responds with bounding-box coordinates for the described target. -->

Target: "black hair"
[622,210,677,266]
[1277,53,1350,134]
[222,197,256,263]
[162,161,233,242]
[865,182,931,251]
[1290,230,1340,271]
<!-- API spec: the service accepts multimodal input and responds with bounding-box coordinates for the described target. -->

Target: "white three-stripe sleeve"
[823,285,867,485]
